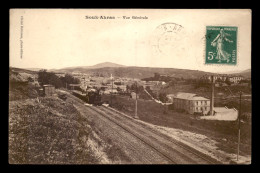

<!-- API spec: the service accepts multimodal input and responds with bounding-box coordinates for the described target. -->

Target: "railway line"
[81,105,172,163]
[84,104,222,164]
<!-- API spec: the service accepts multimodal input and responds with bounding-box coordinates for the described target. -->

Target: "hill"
[10,67,38,75]
[90,62,125,68]
[235,69,251,78]
[223,69,251,79]
[52,62,125,72]
[52,65,214,79]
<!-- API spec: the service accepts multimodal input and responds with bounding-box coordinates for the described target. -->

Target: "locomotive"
[72,89,102,106]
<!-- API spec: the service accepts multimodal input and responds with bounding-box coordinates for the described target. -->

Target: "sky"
[10,9,251,73]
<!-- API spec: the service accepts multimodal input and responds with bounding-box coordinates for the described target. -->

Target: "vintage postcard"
[9,9,251,164]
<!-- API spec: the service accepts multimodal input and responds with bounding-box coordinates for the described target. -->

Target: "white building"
[170,92,210,115]
[228,76,244,83]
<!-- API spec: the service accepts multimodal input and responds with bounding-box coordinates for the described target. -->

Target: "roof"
[174,92,197,100]
[43,84,54,87]
[166,94,176,97]
[173,92,209,101]
[69,84,81,86]
[190,96,209,101]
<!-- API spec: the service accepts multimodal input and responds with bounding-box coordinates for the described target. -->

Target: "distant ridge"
[221,68,251,74]
[51,62,215,79]
[90,62,125,68]
[12,63,251,80]
[54,62,125,71]
[221,69,251,78]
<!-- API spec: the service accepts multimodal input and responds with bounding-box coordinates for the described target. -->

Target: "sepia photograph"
[9,9,251,164]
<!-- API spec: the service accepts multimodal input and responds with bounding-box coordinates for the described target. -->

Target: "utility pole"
[110,74,113,105]
[134,81,139,119]
[237,91,242,161]
[210,75,215,116]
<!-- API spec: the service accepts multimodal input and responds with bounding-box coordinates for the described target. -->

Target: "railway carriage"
[72,90,102,105]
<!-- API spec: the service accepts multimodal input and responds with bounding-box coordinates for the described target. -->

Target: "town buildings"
[200,74,244,84]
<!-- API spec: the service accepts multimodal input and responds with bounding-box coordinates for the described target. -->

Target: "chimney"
[210,75,215,116]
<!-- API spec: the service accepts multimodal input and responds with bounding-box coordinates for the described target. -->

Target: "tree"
[38,70,77,89]
[38,69,49,85]
[27,76,34,82]
[126,85,130,93]
[49,74,63,88]
[159,92,167,102]
[117,87,121,92]
[225,78,231,86]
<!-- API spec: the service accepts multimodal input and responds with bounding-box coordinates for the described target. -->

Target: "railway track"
[101,106,222,164]
[81,105,172,164]
[85,105,222,164]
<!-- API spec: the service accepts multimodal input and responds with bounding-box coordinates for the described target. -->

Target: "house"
[43,84,55,96]
[228,75,244,83]
[130,92,139,99]
[166,94,175,103]
[114,85,127,92]
[103,89,118,95]
[172,92,210,115]
[68,84,81,90]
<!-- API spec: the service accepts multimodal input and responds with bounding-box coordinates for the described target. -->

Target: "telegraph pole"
[110,74,113,105]
[237,91,242,161]
[134,81,139,119]
[210,75,215,116]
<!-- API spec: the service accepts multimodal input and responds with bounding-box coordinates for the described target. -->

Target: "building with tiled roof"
[168,92,210,115]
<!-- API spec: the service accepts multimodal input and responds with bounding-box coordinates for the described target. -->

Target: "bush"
[38,70,80,89]
[159,92,167,102]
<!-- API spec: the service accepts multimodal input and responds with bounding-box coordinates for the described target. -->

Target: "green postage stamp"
[205,26,237,65]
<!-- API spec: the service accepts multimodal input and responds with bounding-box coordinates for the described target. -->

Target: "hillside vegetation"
[9,96,99,164]
[9,69,103,164]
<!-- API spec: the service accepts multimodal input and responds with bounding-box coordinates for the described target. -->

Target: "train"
[72,89,102,106]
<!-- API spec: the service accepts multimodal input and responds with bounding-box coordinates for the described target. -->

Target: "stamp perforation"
[203,25,239,67]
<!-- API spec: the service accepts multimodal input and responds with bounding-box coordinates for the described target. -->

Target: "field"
[101,95,251,157]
